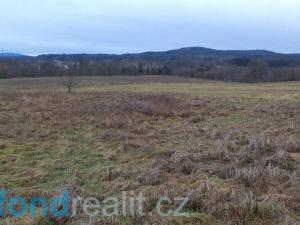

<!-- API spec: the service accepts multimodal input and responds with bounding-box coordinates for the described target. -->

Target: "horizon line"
[2,46,300,57]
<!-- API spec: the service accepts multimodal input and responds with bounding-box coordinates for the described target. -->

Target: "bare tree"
[248,59,270,82]
[62,64,80,93]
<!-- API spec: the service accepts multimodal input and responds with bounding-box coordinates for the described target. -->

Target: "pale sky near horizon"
[0,0,299,55]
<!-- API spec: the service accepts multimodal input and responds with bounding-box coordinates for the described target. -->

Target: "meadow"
[0,76,299,225]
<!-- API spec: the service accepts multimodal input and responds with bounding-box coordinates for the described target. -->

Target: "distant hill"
[134,47,280,58]
[1,47,300,82]
[33,47,300,67]
[35,47,285,60]
[1,47,298,60]
[0,53,27,58]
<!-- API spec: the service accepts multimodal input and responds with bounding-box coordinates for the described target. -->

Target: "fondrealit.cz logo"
[0,189,189,219]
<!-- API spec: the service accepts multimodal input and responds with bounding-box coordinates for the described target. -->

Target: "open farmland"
[0,76,299,225]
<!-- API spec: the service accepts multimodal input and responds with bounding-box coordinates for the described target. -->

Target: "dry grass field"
[0,76,299,225]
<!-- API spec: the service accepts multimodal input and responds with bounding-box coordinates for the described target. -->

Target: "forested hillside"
[1,47,300,82]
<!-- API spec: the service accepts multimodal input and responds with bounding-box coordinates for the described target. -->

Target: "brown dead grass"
[0,90,299,225]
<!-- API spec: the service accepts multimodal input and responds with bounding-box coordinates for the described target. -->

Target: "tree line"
[1,49,300,82]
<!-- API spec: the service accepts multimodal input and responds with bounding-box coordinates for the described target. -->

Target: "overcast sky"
[0,0,299,55]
